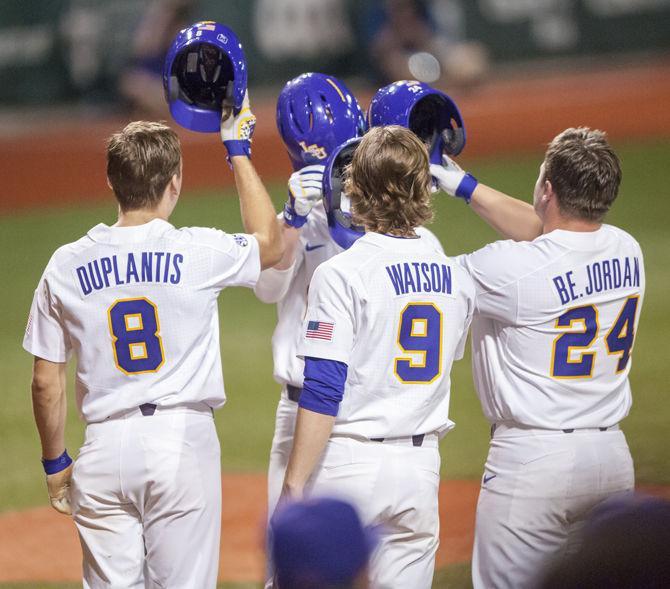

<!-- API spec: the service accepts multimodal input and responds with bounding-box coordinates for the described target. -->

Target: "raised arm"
[220,93,284,269]
[431,157,542,242]
[230,157,284,269]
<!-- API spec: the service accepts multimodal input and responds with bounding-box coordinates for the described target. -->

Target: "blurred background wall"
[1,0,669,107]
[2,0,670,211]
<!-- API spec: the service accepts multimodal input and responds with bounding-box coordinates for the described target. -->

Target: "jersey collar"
[358,231,427,251]
[539,225,611,251]
[87,219,174,244]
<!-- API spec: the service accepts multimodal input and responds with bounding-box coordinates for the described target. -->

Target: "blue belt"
[371,434,426,447]
[287,385,302,403]
[139,403,157,416]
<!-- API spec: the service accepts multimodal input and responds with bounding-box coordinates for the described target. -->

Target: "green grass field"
[1,140,669,588]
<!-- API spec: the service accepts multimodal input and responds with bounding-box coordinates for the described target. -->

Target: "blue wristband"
[42,449,73,475]
[455,173,478,204]
[223,140,251,159]
[283,202,308,228]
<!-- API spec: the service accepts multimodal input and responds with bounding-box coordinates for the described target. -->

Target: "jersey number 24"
[108,297,165,375]
[551,296,639,379]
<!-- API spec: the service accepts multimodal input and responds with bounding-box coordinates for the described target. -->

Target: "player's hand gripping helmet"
[163,21,247,133]
[277,73,367,171]
[368,80,465,163]
[322,136,365,250]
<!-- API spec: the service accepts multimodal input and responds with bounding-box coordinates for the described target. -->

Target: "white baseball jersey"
[457,224,645,429]
[297,231,475,439]
[255,202,445,388]
[23,219,260,423]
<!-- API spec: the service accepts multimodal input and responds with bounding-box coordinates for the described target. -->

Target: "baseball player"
[23,98,283,588]
[431,127,645,588]
[281,125,475,588]
[255,73,445,530]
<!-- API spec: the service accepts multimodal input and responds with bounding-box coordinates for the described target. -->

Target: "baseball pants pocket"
[72,413,221,589]
[369,450,441,589]
[473,430,635,589]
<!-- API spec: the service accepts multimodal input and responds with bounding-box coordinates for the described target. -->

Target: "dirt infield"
[1,57,670,214]
[1,474,668,584]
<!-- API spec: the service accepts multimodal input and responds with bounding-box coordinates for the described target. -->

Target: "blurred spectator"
[119,0,196,119]
[270,497,377,589]
[367,0,488,89]
[539,494,670,588]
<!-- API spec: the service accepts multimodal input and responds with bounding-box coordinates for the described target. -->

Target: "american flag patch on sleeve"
[306,320,334,341]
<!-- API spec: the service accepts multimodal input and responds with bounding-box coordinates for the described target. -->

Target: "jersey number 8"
[108,297,165,375]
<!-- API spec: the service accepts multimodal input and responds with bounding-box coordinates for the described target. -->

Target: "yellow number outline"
[394,302,443,385]
[605,295,640,374]
[107,297,165,376]
[550,304,599,380]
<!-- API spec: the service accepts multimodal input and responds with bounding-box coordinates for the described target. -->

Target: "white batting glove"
[430,155,478,204]
[220,90,256,159]
[283,165,325,228]
[46,463,73,515]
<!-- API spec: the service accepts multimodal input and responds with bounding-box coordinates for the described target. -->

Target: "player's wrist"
[455,173,478,204]
[42,449,72,475]
[283,201,308,228]
[223,140,252,159]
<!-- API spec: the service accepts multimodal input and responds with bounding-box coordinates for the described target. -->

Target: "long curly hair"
[344,125,433,235]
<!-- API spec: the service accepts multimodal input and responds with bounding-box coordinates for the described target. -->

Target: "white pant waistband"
[492,422,619,438]
[90,402,213,424]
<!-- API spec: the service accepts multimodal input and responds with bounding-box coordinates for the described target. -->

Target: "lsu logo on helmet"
[299,141,328,160]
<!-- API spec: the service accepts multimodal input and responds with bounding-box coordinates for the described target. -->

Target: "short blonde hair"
[345,125,433,234]
[544,127,621,222]
[107,121,181,211]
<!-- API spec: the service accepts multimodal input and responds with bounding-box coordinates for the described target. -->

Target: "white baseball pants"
[472,424,634,589]
[310,434,441,589]
[71,406,221,589]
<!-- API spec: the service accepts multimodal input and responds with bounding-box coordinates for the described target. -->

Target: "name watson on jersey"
[386,262,453,295]
[552,256,640,305]
[75,252,184,296]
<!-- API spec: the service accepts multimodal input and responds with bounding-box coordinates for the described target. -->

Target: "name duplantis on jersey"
[75,250,184,296]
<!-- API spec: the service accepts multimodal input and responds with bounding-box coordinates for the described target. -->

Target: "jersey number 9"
[394,303,443,384]
[108,298,165,375]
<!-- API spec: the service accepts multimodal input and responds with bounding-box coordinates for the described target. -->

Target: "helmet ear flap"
[441,126,465,156]
[223,80,235,106]
[169,76,181,102]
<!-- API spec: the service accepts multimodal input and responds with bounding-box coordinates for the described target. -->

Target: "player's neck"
[115,208,168,227]
[542,213,601,234]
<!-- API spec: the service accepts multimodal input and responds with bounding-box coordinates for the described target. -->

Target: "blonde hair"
[544,127,621,222]
[107,121,181,211]
[345,125,433,234]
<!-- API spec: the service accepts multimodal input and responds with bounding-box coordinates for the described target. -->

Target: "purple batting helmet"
[322,136,365,250]
[277,73,367,171]
[368,80,466,163]
[163,21,247,133]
